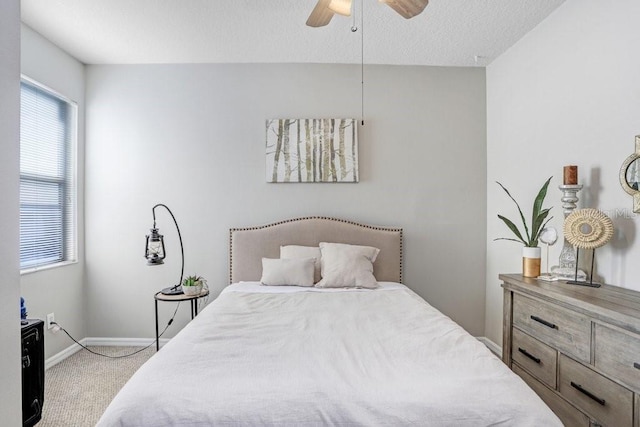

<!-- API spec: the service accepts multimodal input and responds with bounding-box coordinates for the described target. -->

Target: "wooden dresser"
[501,274,640,427]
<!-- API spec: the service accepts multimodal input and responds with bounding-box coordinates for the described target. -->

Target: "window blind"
[20,80,77,270]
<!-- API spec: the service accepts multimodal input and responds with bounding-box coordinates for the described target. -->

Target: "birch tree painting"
[266,119,358,183]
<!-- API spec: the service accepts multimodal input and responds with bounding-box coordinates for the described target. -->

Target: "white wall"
[486,0,640,345]
[0,0,23,424]
[85,63,487,339]
[20,24,86,359]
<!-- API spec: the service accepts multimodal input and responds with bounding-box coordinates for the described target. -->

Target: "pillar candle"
[563,165,578,185]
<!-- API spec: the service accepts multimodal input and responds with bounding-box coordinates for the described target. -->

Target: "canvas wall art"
[266,118,358,183]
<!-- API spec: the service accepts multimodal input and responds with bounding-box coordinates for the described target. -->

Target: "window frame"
[19,75,78,274]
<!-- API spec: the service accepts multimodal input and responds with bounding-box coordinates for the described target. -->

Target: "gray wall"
[20,24,86,359]
[85,63,488,338]
[485,0,640,345]
[0,0,22,424]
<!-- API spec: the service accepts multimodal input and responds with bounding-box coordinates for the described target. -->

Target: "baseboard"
[46,337,169,370]
[84,337,169,347]
[476,336,502,357]
[45,338,87,370]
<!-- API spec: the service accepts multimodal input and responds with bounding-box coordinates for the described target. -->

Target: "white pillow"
[316,242,380,289]
[260,258,315,287]
[280,245,322,283]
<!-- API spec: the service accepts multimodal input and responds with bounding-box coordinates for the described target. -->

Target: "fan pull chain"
[349,0,364,126]
[351,0,358,32]
[360,0,364,126]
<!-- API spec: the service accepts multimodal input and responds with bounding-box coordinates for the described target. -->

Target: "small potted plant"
[495,177,553,278]
[182,275,206,296]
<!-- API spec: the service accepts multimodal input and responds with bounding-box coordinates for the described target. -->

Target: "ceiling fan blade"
[328,0,352,16]
[379,0,429,19]
[306,0,335,27]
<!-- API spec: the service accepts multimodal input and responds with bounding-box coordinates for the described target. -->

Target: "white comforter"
[98,283,561,426]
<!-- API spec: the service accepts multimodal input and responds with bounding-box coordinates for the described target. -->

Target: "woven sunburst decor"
[564,209,614,250]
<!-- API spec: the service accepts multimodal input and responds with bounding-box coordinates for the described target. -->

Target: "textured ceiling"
[21,0,566,66]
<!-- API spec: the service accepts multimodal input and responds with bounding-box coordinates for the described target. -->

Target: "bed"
[98,217,561,426]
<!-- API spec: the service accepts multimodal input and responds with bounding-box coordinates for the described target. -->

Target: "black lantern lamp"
[145,204,184,295]
[145,227,166,265]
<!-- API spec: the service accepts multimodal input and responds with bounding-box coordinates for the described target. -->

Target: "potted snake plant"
[495,177,553,278]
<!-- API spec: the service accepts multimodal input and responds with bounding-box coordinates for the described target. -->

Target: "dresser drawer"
[558,354,633,427]
[594,323,640,393]
[513,363,589,427]
[513,293,591,363]
[511,327,557,388]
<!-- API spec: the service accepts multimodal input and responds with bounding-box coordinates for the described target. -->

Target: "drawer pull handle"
[530,315,557,329]
[634,362,640,370]
[517,347,541,364]
[570,381,606,406]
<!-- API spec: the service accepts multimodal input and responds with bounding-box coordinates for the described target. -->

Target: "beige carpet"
[39,346,154,427]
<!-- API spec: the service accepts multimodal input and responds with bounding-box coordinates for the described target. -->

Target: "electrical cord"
[50,302,181,359]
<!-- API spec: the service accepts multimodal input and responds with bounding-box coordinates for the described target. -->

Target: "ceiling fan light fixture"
[307,0,428,27]
[328,0,352,16]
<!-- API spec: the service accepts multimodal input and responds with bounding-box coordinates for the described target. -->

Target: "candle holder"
[550,184,587,281]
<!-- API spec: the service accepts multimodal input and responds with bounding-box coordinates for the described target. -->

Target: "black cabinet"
[21,319,44,427]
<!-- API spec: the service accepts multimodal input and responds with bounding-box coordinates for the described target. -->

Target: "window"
[20,78,77,271]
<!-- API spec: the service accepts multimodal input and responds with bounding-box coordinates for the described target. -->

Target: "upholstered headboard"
[229,217,403,284]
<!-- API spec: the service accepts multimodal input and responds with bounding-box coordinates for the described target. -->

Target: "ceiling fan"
[306,0,429,27]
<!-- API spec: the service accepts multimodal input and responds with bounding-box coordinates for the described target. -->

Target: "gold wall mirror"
[620,135,640,213]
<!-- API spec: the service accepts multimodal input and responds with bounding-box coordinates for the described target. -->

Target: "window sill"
[20,260,78,276]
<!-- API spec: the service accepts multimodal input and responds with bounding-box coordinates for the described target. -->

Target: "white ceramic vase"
[522,247,541,278]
